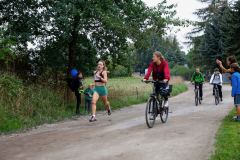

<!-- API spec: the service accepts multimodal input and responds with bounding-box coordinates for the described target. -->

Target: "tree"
[1,0,178,78]
[188,0,240,70]
[133,31,186,72]
[224,1,240,60]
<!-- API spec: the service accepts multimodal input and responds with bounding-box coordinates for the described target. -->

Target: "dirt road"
[0,84,233,160]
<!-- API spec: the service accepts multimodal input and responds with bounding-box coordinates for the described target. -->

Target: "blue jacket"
[231,72,240,97]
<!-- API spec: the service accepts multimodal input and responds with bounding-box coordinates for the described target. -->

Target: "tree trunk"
[68,32,77,73]
[66,15,80,102]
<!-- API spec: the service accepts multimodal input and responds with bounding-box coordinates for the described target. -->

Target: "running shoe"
[107,107,112,116]
[233,116,240,122]
[164,101,169,108]
[89,116,97,122]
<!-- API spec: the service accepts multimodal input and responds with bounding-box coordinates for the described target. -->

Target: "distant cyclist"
[210,68,223,101]
[89,60,111,122]
[191,68,205,100]
[143,51,170,107]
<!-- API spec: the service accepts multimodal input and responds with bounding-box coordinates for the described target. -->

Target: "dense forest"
[0,0,186,83]
[188,0,240,71]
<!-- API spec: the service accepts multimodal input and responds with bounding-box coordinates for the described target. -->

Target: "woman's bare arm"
[101,71,108,83]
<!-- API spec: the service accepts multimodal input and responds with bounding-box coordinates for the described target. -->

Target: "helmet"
[70,69,78,78]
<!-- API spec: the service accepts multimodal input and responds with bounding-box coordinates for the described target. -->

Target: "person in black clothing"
[67,69,83,115]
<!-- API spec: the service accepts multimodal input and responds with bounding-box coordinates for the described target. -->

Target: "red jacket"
[144,60,170,81]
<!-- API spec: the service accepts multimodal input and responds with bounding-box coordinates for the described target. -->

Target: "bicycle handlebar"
[142,80,166,84]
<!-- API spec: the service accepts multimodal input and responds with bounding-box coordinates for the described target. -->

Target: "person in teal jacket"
[230,63,240,121]
[191,68,205,100]
[84,84,95,114]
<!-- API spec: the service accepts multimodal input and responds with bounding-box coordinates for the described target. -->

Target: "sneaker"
[164,101,169,107]
[220,98,223,101]
[89,116,97,122]
[233,117,240,122]
[200,97,203,100]
[233,116,240,122]
[107,107,112,116]
[233,116,237,120]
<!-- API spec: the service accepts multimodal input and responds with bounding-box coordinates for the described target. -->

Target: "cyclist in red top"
[143,51,171,107]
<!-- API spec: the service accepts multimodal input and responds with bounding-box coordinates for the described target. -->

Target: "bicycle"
[143,80,170,128]
[193,83,202,106]
[213,84,220,105]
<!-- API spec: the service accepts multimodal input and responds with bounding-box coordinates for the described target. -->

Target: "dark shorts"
[234,94,240,107]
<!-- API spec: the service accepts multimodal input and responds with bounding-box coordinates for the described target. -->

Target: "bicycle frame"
[144,80,169,128]
[194,83,202,106]
[213,84,220,105]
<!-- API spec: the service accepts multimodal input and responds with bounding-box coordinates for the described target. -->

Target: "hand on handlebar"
[163,79,168,83]
[142,79,167,84]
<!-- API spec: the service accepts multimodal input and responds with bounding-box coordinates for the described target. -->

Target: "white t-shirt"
[210,72,223,86]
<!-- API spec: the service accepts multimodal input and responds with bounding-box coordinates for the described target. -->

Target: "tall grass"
[84,76,187,110]
[0,74,75,133]
[0,74,187,134]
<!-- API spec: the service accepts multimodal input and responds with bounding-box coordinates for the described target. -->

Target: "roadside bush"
[110,65,129,77]
[171,65,194,80]
[0,73,74,133]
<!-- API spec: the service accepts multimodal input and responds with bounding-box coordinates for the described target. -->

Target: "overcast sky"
[142,0,205,53]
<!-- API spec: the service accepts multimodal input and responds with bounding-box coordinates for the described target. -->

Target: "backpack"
[213,73,220,81]
[67,78,82,92]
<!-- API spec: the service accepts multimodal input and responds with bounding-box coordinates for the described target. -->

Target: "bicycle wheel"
[199,92,202,105]
[145,97,157,128]
[160,100,169,123]
[195,89,199,106]
[215,89,219,105]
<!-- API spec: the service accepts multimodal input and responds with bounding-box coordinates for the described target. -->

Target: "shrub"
[110,65,129,77]
[171,65,194,80]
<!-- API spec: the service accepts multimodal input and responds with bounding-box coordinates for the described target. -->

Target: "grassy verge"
[210,110,240,160]
[0,74,188,134]
[95,82,188,110]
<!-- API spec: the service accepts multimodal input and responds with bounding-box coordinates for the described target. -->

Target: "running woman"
[89,60,111,122]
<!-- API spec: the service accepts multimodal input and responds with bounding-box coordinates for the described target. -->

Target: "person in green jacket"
[84,84,95,114]
[191,68,205,100]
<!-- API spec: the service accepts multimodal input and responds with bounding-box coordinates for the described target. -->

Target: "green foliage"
[0,74,23,97]
[171,83,188,96]
[0,34,17,71]
[189,1,240,70]
[171,65,195,80]
[1,0,179,79]
[0,73,74,133]
[134,35,186,72]
[210,109,240,160]
[110,65,129,77]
